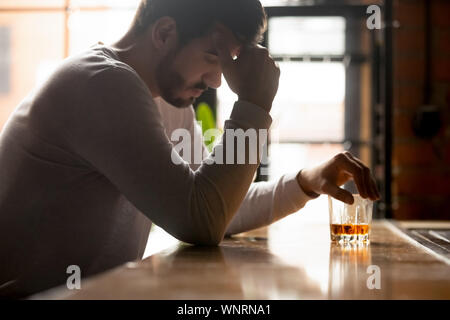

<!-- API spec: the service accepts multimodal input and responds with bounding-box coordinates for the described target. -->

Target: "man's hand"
[213,32,280,112]
[296,152,380,204]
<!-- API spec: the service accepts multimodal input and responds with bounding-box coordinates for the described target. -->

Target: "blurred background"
[0,0,449,254]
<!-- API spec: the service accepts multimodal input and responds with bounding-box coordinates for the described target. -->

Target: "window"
[0,26,10,94]
[0,8,66,130]
[267,17,347,181]
[0,1,141,132]
[268,17,345,56]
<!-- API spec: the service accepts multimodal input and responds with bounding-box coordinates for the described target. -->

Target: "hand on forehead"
[211,23,242,58]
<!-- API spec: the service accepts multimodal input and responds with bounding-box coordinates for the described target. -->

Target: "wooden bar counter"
[32,219,450,300]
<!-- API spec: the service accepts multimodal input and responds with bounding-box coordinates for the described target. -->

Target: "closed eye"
[205,48,218,56]
[204,51,219,64]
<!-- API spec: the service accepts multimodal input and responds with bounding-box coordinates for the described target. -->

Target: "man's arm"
[224,173,317,235]
[185,102,381,236]
[65,68,269,245]
[185,107,317,236]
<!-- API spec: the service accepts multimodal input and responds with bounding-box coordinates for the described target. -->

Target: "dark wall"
[391,0,450,219]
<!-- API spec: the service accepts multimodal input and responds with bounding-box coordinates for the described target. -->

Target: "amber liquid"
[331,224,370,235]
[330,224,370,242]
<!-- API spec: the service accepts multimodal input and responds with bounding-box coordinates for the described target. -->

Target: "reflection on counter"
[328,242,373,299]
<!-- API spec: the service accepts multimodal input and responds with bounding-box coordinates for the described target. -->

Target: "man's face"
[155,26,241,108]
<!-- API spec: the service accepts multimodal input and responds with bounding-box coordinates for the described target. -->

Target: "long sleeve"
[184,106,315,236]
[64,66,271,246]
[224,172,314,235]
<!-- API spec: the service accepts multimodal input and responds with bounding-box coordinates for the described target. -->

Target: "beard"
[155,48,207,109]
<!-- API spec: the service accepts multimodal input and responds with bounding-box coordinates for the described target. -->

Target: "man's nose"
[202,68,222,90]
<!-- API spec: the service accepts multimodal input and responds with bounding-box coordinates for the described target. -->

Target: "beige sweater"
[0,44,312,297]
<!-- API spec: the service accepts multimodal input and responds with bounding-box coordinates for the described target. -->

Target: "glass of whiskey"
[328,194,373,243]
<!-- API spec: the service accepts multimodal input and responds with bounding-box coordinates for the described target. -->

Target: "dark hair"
[132,0,267,46]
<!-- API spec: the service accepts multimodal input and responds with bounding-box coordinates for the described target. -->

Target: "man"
[0,0,379,298]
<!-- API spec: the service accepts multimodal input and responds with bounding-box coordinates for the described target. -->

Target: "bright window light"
[268,17,346,56]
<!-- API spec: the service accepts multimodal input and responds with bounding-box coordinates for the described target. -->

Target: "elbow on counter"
[170,201,229,246]
[174,179,231,246]
[171,226,225,246]
[161,174,234,246]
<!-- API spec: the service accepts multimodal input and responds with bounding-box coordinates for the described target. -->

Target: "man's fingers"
[323,183,354,205]
[345,154,370,199]
[344,152,380,200]
[337,153,368,199]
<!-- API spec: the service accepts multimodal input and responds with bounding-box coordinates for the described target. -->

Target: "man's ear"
[151,16,178,52]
